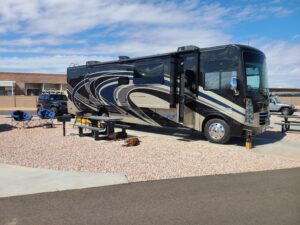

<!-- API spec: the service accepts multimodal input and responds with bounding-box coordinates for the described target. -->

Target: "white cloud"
[0,37,86,47]
[233,1,293,22]
[0,0,299,87]
[45,26,231,56]
[0,55,114,73]
[0,0,201,36]
[0,47,45,53]
[259,41,300,88]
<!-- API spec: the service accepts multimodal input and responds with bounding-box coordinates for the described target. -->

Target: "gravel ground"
[1,116,300,182]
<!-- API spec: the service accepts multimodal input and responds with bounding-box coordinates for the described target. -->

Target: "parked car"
[269,96,296,115]
[37,92,68,115]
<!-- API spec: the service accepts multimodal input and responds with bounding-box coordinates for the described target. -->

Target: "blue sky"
[0,0,300,87]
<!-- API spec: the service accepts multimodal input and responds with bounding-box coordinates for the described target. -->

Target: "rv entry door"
[178,53,198,128]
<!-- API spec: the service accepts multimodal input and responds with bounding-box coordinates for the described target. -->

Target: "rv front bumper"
[243,125,268,136]
[242,111,270,136]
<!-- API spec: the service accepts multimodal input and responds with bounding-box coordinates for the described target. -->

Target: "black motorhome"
[67,44,270,144]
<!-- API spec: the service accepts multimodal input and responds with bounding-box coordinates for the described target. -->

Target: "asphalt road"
[0,168,300,225]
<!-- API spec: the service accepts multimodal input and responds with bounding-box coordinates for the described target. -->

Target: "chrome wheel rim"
[208,122,225,140]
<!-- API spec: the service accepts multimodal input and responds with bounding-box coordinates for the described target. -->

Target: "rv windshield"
[244,52,268,94]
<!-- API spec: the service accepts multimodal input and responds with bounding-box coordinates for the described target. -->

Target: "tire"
[281,107,291,115]
[204,118,231,144]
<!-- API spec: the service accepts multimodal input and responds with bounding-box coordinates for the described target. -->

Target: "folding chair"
[37,109,56,127]
[11,110,33,128]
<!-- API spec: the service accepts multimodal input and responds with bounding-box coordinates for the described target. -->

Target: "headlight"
[245,98,254,124]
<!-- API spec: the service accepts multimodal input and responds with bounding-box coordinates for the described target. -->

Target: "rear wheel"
[204,118,231,144]
[281,107,291,115]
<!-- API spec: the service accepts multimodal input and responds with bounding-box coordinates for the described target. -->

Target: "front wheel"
[281,107,291,115]
[204,118,231,144]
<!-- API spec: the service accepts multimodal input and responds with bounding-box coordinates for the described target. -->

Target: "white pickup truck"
[269,96,296,115]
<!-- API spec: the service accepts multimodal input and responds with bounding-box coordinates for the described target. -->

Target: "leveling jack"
[245,130,253,150]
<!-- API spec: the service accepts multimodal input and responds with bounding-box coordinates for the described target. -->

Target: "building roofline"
[0,72,65,76]
[0,72,66,84]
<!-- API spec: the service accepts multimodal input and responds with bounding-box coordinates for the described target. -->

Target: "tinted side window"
[133,59,166,84]
[203,60,237,91]
[201,48,239,91]
[50,95,67,101]
[204,70,236,90]
[220,71,233,89]
[205,72,219,90]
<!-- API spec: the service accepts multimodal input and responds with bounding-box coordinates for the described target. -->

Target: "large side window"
[220,71,233,89]
[203,60,237,91]
[133,60,165,84]
[200,48,239,92]
[205,72,219,90]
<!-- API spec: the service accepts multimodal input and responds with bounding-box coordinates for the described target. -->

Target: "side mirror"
[230,77,239,96]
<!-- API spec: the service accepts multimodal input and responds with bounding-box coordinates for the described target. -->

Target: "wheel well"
[280,107,289,111]
[201,114,230,131]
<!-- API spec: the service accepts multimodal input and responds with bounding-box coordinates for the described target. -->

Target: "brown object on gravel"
[108,131,127,140]
[123,137,140,147]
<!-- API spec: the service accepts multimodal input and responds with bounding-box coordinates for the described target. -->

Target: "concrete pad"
[0,164,128,198]
[253,138,300,161]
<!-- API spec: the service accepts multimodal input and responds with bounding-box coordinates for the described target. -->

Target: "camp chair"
[11,110,33,128]
[37,109,56,127]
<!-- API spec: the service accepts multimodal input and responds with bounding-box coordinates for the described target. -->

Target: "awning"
[0,81,15,87]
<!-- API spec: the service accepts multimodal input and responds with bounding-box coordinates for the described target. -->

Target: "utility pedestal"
[57,114,72,136]
[245,130,253,150]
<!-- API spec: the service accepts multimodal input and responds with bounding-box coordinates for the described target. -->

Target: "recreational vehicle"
[67,44,270,144]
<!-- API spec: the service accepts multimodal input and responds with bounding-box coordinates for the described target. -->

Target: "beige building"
[0,72,66,96]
